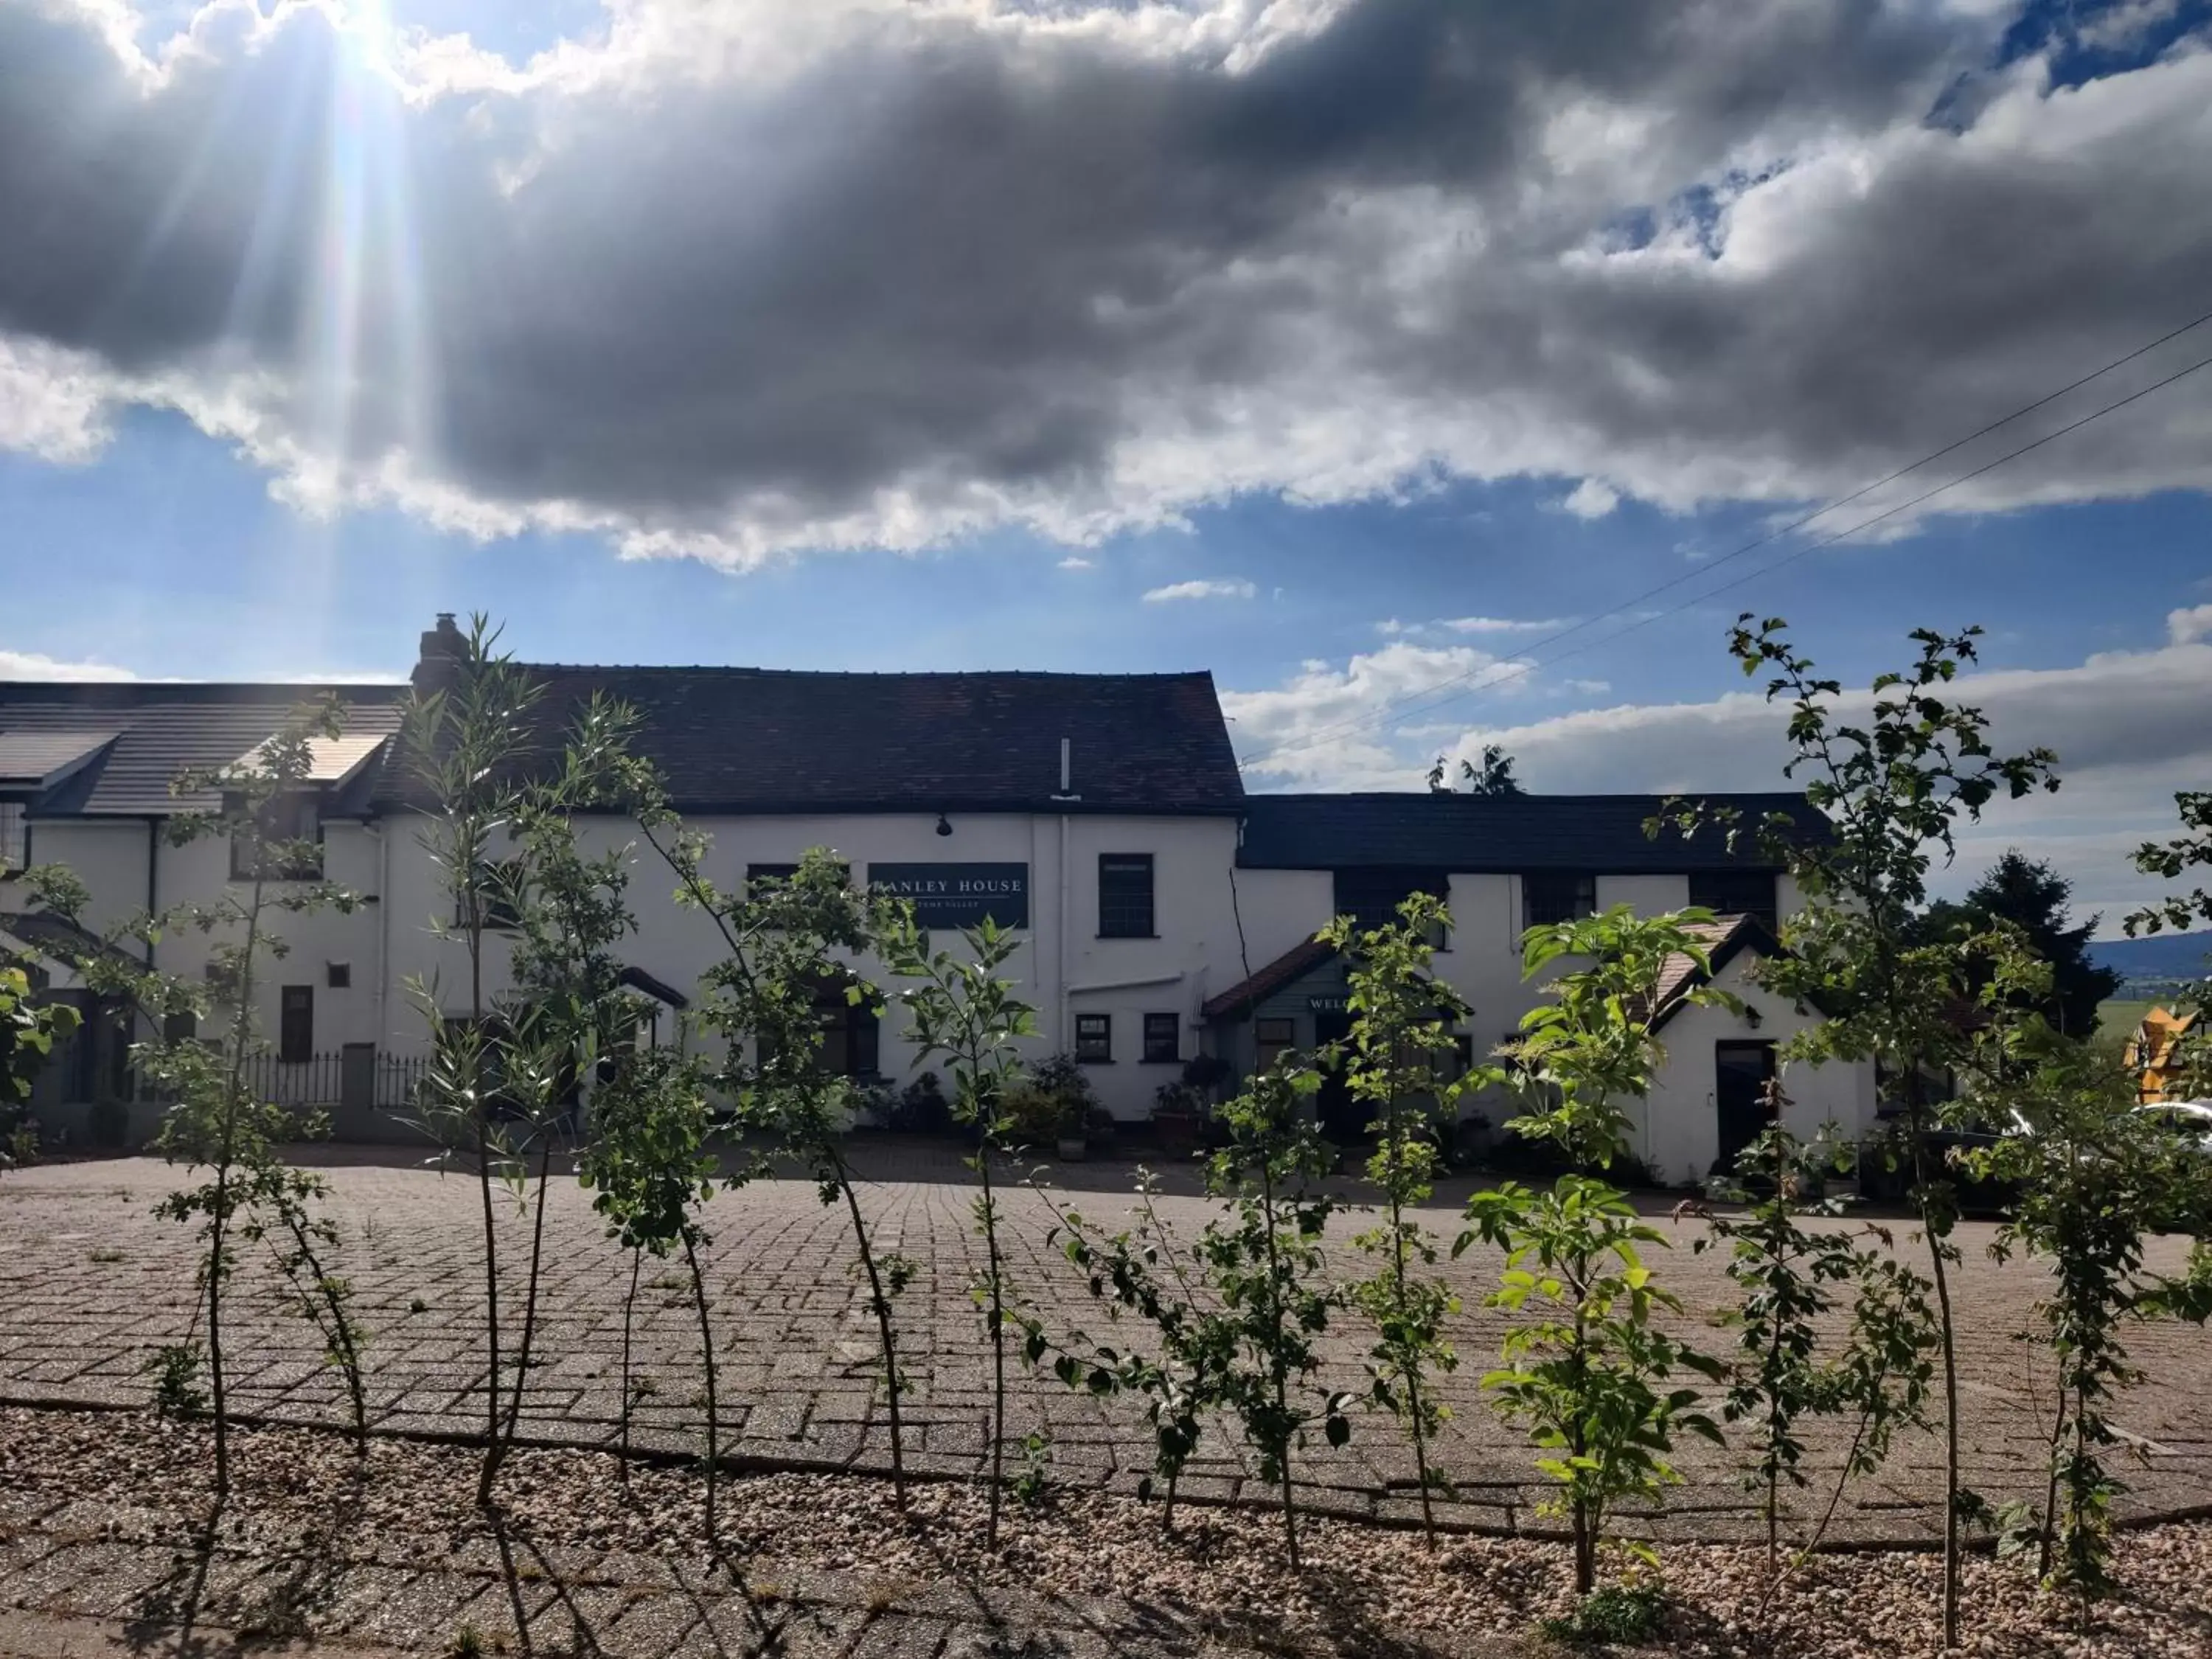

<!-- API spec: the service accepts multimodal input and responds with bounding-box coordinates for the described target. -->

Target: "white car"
[2134,1101,2212,1150]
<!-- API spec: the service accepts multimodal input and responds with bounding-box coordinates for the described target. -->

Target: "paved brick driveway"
[5,1144,2211,1545]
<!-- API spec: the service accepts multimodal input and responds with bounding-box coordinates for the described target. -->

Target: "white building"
[0,616,1872,1183]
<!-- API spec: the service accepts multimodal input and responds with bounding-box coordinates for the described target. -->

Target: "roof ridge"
[514,663,1217,681]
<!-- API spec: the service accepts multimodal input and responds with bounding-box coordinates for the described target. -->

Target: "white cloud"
[1435,632,2212,933]
[0,3,2208,566]
[1057,555,1096,570]
[1559,478,1621,520]
[0,336,114,463]
[1440,615,1573,635]
[0,649,137,681]
[1224,639,1524,787]
[1142,577,1257,602]
[2168,603,2212,646]
[1564,678,1611,695]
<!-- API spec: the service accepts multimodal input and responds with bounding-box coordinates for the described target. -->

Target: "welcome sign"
[868,862,1030,929]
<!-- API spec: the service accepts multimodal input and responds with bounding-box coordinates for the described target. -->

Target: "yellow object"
[2126,1006,2202,1103]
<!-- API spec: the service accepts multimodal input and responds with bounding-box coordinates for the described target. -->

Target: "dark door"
[1714,1041,1777,1175]
[1312,1011,1363,1144]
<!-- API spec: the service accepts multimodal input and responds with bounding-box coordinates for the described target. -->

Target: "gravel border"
[4,1406,2212,1657]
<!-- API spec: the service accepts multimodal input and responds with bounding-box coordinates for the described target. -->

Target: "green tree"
[402,616,646,1508]
[1652,616,2061,1647]
[889,915,1037,1548]
[1,964,78,1174]
[575,1048,732,1540]
[1197,1055,1353,1565]
[1960,976,2188,1618]
[1919,850,2118,1036]
[1038,1169,1232,1536]
[627,830,924,1510]
[1426,743,1524,796]
[2128,789,2212,939]
[1460,906,1736,1597]
[1696,1098,1936,1604]
[29,698,367,1497]
[1319,893,1465,1545]
[2126,791,2212,1097]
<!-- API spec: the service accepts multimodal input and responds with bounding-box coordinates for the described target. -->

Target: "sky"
[2,0,2211,933]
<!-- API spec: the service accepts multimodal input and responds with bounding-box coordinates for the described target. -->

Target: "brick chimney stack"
[411,613,467,695]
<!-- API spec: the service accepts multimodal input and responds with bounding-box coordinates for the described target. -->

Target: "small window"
[231,791,323,880]
[1255,1017,1296,1073]
[1075,1013,1113,1063]
[1142,1012,1180,1065]
[326,961,352,990]
[1098,855,1155,939]
[0,800,24,872]
[279,986,314,1064]
[1523,872,1596,929]
[1688,869,1779,931]
[162,1009,198,1046]
[814,996,881,1079]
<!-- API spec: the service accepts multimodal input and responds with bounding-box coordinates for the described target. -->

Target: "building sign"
[868,863,1029,930]
[1307,994,1349,1014]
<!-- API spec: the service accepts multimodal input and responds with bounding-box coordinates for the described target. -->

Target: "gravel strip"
[2,1405,2208,1658]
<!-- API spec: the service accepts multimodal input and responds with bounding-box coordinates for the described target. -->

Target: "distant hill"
[2090,931,2212,983]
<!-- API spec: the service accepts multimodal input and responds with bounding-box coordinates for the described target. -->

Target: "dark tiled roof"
[1201,936,1338,1020]
[1237,792,1827,872]
[0,684,406,816]
[382,666,1245,815]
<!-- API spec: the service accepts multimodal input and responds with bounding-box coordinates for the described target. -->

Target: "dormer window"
[229,790,324,881]
[0,799,24,872]
[1688,869,1779,931]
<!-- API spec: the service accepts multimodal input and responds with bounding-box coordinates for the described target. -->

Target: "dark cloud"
[0,1,2207,560]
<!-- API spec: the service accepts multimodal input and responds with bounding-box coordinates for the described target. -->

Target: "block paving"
[6,1143,2212,1550]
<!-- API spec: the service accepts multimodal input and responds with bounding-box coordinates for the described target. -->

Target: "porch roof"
[1201,936,1338,1021]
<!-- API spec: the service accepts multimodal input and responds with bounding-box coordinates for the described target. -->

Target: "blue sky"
[2,0,2211,928]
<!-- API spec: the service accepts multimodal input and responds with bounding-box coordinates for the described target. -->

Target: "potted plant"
[1007,1054,1101,1160]
[1150,1081,1202,1156]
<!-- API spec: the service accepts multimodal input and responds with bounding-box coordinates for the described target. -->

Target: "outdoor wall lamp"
[935,813,953,837]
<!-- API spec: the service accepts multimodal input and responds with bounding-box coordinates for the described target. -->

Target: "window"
[230,791,323,880]
[1142,1012,1180,1065]
[326,961,352,990]
[1075,1013,1113,1063]
[1098,855,1155,937]
[1331,868,1449,939]
[161,1009,198,1046]
[815,998,881,1079]
[1688,869,1779,931]
[748,861,850,901]
[279,986,314,1064]
[1255,1017,1296,1073]
[455,858,524,929]
[0,800,24,872]
[1523,872,1596,929]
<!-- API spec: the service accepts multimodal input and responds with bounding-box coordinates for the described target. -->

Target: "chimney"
[411,613,466,695]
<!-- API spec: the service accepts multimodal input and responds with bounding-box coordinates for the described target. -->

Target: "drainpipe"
[1049,736,1080,1053]
[142,815,159,970]
[371,817,391,1047]
[1057,813,1071,1048]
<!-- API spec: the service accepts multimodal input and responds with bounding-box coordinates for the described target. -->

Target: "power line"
[1237,310,2212,773]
